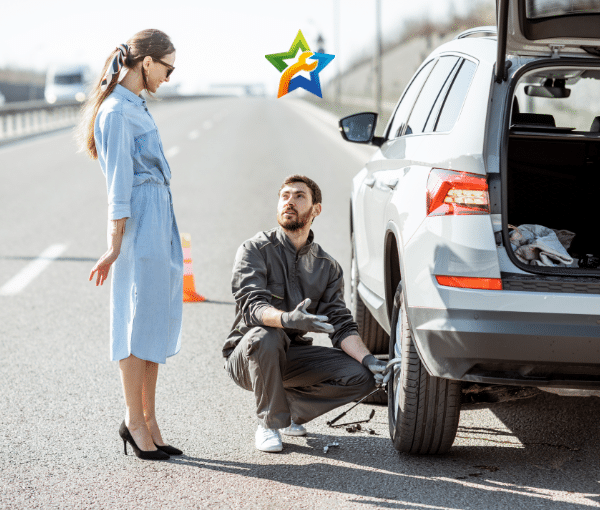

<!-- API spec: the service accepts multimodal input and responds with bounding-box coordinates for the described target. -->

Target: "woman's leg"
[142,360,167,446]
[119,355,157,451]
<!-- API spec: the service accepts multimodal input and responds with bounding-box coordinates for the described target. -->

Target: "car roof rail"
[455,26,497,40]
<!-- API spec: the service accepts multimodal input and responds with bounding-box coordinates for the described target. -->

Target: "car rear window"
[513,67,600,131]
[54,73,83,85]
[435,60,477,133]
[526,0,600,19]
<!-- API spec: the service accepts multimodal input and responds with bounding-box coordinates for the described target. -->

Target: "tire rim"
[393,311,403,423]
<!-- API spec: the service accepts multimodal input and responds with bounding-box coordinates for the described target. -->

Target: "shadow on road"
[488,391,598,450]
[167,415,600,509]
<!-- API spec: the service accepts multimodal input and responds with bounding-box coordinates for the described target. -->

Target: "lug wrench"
[326,357,402,427]
[331,409,376,428]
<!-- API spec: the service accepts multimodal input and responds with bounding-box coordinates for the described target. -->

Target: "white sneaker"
[280,421,307,436]
[255,425,283,452]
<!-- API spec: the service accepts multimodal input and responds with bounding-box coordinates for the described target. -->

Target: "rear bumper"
[408,305,600,388]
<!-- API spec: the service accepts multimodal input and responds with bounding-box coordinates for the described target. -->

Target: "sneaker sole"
[280,429,307,437]
[256,444,283,452]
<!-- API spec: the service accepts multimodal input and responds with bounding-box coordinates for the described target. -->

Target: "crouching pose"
[223,174,388,452]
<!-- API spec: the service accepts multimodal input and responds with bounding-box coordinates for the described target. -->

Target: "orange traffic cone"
[181,233,205,302]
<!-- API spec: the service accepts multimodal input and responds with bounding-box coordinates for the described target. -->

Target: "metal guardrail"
[0,94,215,144]
[0,99,81,142]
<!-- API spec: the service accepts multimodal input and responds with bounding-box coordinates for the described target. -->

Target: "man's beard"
[277,207,312,231]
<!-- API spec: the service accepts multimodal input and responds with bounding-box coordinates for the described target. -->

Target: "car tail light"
[426,168,489,216]
[436,275,502,290]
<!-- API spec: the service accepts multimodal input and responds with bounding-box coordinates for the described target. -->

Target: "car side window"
[423,58,463,133]
[435,60,477,133]
[405,56,460,136]
[387,60,434,140]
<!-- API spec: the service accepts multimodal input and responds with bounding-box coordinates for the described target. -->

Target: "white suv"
[340,0,600,454]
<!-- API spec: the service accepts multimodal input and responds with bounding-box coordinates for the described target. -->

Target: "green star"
[265,30,311,73]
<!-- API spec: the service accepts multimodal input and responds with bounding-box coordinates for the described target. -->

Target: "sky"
[1,0,479,95]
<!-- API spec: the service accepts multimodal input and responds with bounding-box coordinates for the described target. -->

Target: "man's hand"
[362,354,391,385]
[281,298,335,334]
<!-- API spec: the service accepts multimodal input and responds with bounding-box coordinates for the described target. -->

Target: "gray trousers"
[225,326,376,429]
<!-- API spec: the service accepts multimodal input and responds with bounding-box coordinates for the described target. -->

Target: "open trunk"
[497,0,600,278]
[501,60,600,284]
[507,130,600,268]
[504,128,600,289]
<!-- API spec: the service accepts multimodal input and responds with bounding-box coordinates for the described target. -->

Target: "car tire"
[350,235,389,404]
[387,283,461,454]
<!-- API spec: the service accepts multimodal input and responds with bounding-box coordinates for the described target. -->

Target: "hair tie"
[100,44,129,92]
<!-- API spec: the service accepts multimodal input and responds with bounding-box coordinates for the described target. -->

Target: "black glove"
[362,354,391,385]
[281,298,335,334]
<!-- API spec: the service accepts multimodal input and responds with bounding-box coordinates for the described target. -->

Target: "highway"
[1,96,600,509]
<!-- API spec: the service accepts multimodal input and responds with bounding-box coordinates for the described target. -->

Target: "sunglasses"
[153,58,175,78]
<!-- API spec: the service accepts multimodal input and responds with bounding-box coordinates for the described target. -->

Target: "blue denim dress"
[94,84,183,364]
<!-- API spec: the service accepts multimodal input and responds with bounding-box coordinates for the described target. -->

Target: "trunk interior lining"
[507,132,600,259]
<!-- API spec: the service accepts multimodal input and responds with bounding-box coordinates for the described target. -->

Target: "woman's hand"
[89,248,120,286]
[89,217,127,286]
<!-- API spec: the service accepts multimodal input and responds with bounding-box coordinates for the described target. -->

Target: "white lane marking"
[0,244,68,295]
[202,120,213,130]
[188,130,200,140]
[165,146,180,158]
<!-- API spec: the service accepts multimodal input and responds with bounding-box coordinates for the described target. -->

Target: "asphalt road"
[1,96,600,510]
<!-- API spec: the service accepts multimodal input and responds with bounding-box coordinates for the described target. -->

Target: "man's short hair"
[279,175,322,205]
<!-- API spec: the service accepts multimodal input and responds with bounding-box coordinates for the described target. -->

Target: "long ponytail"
[76,52,121,159]
[76,29,175,160]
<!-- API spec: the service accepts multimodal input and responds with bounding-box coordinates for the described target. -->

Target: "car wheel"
[350,235,389,404]
[387,283,461,454]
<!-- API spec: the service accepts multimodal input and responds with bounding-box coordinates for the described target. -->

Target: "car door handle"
[384,179,398,190]
[364,178,376,188]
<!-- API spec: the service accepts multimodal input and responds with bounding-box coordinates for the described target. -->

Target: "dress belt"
[134,180,169,188]
[134,180,173,208]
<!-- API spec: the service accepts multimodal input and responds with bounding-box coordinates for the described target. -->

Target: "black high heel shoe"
[154,443,183,456]
[119,421,170,460]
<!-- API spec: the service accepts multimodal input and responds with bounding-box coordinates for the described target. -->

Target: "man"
[223,175,388,452]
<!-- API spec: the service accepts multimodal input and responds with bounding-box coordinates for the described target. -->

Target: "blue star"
[288,52,335,98]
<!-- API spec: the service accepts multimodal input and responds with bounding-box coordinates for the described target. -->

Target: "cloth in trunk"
[509,224,574,267]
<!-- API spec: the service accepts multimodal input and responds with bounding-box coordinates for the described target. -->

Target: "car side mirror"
[339,113,385,147]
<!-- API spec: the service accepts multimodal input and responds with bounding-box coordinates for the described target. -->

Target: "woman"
[78,29,183,461]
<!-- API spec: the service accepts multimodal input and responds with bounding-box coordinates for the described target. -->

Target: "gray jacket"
[223,227,359,358]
